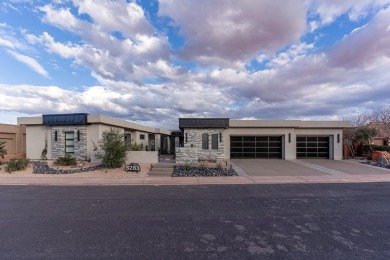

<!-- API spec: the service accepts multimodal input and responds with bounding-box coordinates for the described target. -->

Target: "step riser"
[150,169,173,172]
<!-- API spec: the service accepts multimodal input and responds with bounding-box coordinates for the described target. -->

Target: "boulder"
[371,151,390,162]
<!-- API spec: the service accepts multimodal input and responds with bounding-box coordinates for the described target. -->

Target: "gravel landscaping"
[0,160,151,177]
[172,165,238,177]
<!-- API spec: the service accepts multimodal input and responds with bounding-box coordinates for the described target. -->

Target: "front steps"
[149,162,174,176]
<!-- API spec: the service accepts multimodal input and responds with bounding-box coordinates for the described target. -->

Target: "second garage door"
[230,136,282,159]
[296,136,329,158]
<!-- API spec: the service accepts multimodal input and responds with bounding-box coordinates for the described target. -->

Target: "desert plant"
[96,128,127,168]
[0,140,7,159]
[127,140,144,151]
[54,154,77,166]
[5,158,30,173]
[41,132,48,160]
[184,161,192,171]
[216,161,223,170]
[199,161,207,171]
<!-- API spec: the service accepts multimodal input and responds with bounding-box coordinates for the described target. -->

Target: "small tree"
[96,128,127,168]
[0,140,7,159]
[353,126,378,152]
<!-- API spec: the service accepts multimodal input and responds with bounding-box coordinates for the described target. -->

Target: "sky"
[1,0,390,130]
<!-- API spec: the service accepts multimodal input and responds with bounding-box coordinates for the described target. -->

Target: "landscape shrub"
[363,145,390,154]
[54,154,77,166]
[5,158,30,173]
[96,128,127,168]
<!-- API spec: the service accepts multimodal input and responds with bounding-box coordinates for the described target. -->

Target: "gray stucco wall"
[51,125,87,160]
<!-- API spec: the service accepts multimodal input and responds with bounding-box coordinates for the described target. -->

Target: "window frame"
[202,134,209,150]
[211,133,218,149]
[140,134,145,140]
[65,131,75,155]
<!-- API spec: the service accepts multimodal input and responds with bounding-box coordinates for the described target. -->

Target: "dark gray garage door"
[230,136,282,159]
[296,136,329,158]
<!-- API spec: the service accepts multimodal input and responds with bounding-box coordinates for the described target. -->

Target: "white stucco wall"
[26,125,52,160]
[86,124,124,160]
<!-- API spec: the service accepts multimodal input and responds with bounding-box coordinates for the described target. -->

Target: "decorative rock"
[32,161,103,174]
[172,165,238,177]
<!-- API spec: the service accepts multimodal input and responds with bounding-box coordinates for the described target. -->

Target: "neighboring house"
[176,118,350,163]
[0,124,26,161]
[367,122,390,146]
[17,113,173,160]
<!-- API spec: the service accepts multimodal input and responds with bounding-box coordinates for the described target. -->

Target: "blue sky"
[1,0,390,129]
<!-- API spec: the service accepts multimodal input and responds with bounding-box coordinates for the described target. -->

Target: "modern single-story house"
[0,124,26,161]
[16,114,351,163]
[17,113,174,161]
[175,118,351,163]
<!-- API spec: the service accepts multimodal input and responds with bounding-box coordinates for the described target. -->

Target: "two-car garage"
[230,135,330,159]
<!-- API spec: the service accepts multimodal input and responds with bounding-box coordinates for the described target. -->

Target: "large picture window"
[202,134,209,150]
[65,132,74,155]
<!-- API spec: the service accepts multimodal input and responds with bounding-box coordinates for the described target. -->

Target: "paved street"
[1,184,390,259]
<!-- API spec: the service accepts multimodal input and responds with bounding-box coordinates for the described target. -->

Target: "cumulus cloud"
[158,0,307,67]
[7,50,50,78]
[328,6,390,68]
[34,2,171,82]
[1,0,390,126]
[307,0,390,29]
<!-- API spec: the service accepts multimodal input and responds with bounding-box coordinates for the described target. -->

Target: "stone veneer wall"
[51,125,87,160]
[176,128,225,164]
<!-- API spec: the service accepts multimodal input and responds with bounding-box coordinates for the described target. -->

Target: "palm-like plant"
[0,140,7,159]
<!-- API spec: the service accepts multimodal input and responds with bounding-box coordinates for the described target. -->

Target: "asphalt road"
[1,183,390,259]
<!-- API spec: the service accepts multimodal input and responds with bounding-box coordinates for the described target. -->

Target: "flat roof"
[17,114,172,135]
[179,118,229,130]
[229,120,351,128]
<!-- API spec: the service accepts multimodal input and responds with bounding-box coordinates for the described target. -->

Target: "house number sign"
[125,163,141,172]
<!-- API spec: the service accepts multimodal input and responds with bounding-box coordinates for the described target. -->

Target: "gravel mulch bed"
[172,165,238,177]
[361,161,390,169]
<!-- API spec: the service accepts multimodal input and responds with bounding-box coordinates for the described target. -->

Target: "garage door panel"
[230,136,282,159]
[297,136,329,159]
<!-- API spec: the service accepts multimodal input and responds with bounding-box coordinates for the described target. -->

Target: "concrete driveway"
[231,159,390,177]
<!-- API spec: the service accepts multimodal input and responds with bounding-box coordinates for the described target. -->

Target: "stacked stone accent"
[51,125,87,160]
[176,128,225,164]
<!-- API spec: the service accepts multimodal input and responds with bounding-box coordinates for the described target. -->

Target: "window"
[140,134,145,140]
[65,132,74,155]
[212,134,218,149]
[202,134,209,150]
[125,134,132,142]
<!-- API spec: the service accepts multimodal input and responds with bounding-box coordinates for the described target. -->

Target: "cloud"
[307,0,390,29]
[74,0,153,37]
[34,3,170,82]
[158,0,307,67]
[7,50,50,78]
[328,6,390,68]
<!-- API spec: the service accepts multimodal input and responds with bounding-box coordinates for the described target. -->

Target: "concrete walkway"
[1,159,390,186]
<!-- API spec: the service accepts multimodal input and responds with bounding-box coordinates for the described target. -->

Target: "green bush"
[127,141,144,151]
[96,128,128,168]
[54,154,77,166]
[363,145,390,153]
[5,158,30,173]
